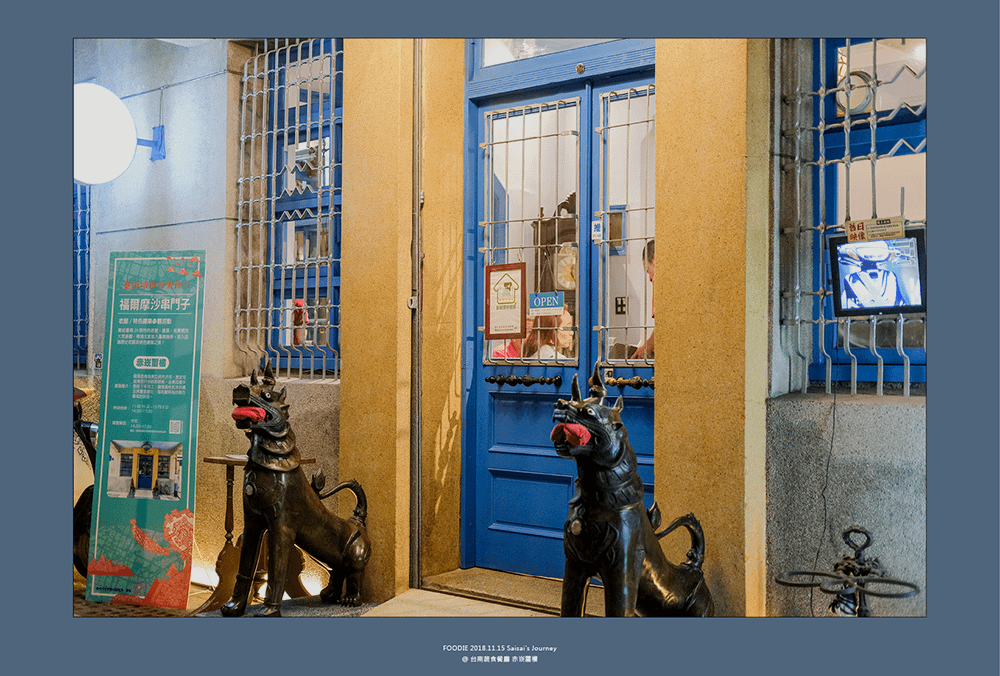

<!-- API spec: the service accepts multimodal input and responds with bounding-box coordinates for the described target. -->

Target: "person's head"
[524,310,574,356]
[555,310,574,352]
[642,239,655,282]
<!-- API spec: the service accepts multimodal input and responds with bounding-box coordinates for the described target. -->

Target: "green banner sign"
[86,251,205,608]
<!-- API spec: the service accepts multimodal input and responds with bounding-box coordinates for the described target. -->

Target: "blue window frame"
[259,39,343,374]
[467,38,654,101]
[73,184,90,370]
[809,38,927,386]
[606,204,627,256]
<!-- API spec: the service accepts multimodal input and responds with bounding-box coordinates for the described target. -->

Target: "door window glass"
[597,86,656,365]
[481,39,616,67]
[483,99,580,364]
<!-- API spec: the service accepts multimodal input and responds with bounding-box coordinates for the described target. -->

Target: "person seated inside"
[492,317,533,359]
[630,239,655,360]
[523,310,574,360]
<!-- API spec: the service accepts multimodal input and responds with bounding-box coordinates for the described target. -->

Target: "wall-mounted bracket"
[136,125,166,161]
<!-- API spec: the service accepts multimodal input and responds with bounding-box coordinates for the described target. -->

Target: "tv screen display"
[828,229,927,317]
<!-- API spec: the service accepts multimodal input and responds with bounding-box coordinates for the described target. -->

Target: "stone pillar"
[341,39,415,602]
[416,39,466,580]
[654,39,771,616]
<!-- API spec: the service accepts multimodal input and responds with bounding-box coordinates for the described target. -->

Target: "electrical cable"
[810,391,837,616]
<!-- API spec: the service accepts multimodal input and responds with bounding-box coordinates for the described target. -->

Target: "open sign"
[528,292,564,317]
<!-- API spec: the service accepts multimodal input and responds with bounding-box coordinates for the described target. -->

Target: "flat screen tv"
[828,228,927,317]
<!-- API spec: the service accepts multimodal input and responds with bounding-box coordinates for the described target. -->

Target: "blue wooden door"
[136,454,154,490]
[467,76,657,579]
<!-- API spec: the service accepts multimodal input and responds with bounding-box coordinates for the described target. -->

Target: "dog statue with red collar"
[551,362,714,617]
[221,364,371,617]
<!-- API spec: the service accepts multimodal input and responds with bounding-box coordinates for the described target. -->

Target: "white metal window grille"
[779,38,926,395]
[481,99,580,364]
[596,85,655,367]
[235,39,342,379]
[74,184,91,370]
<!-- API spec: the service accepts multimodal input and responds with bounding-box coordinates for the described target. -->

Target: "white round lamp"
[74,83,138,185]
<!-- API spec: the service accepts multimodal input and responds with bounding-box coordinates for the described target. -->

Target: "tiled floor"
[73,567,604,618]
[73,575,201,617]
[421,567,606,617]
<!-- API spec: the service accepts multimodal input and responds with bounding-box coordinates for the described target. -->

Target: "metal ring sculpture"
[775,526,920,616]
[775,571,920,598]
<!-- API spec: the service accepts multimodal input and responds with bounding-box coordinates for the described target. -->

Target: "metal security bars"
[234,39,343,379]
[596,85,655,367]
[74,184,91,370]
[779,39,926,395]
[481,98,580,364]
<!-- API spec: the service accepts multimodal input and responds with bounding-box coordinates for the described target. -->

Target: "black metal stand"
[776,526,920,617]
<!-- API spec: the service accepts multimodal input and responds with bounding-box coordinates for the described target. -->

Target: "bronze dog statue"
[221,364,371,617]
[551,362,714,617]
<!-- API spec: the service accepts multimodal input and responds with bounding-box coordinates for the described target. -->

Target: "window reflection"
[482,39,616,67]
[836,38,926,116]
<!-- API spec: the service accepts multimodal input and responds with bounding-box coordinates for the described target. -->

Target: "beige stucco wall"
[654,39,771,616]
[416,39,466,579]
[339,38,776,609]
[340,39,415,603]
[339,38,466,602]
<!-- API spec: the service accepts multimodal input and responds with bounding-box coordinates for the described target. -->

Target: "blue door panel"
[489,469,574,533]
[612,394,654,458]
[479,527,567,578]
[467,62,657,579]
[492,392,564,447]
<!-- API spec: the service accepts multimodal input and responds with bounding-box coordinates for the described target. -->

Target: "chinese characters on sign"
[844,215,905,243]
[87,252,205,609]
[485,262,527,340]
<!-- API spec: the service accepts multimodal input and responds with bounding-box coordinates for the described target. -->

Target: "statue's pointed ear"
[614,395,624,412]
[588,361,607,400]
[571,374,582,402]
[278,386,287,401]
[264,362,274,379]
[250,369,258,386]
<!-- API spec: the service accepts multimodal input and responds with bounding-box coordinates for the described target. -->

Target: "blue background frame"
[41,14,1000,676]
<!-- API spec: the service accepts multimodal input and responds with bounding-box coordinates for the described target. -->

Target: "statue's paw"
[253,604,282,617]
[341,595,362,607]
[219,600,245,617]
[320,585,342,604]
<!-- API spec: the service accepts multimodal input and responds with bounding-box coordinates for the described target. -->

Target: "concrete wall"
[765,393,926,616]
[74,38,244,381]
[73,39,343,592]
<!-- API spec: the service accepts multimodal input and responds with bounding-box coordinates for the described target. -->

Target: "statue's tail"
[654,510,707,572]
[312,471,368,526]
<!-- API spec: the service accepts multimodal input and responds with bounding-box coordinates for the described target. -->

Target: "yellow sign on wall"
[844,215,905,243]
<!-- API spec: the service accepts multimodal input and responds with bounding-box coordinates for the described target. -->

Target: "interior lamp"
[74,82,165,185]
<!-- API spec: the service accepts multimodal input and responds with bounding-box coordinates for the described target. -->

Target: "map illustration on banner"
[86,251,205,608]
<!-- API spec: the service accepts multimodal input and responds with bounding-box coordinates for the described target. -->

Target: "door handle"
[604,376,654,390]
[485,374,562,387]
